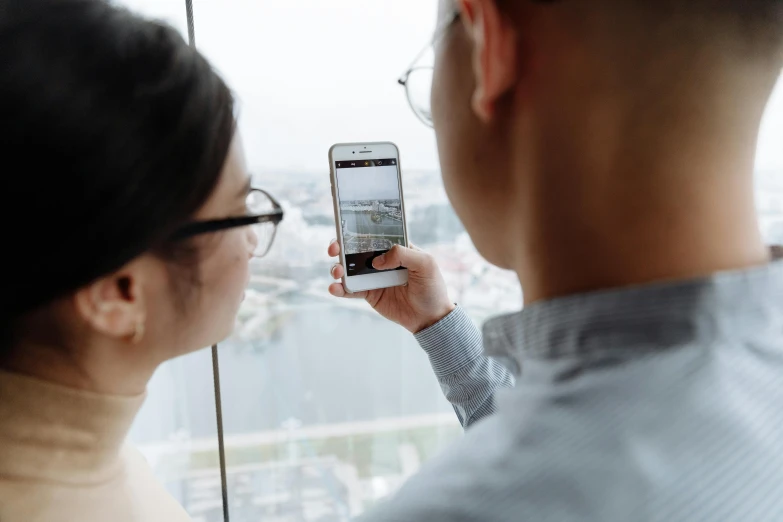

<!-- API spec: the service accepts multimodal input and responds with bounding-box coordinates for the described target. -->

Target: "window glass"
[757,77,783,243]
[119,2,783,520]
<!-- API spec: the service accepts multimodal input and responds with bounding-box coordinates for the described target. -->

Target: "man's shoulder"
[358,415,561,522]
[357,355,670,522]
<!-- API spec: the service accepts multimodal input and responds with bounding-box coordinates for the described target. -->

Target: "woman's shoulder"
[0,444,192,522]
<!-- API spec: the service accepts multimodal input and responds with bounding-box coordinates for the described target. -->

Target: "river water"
[130,303,453,445]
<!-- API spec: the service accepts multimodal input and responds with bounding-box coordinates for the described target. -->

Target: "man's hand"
[327,241,456,333]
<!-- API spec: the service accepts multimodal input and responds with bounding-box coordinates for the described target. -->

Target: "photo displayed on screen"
[336,159,406,277]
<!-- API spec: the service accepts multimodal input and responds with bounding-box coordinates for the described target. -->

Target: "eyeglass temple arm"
[259,188,284,211]
[398,11,461,85]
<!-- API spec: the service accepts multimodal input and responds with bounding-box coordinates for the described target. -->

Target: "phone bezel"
[329,142,409,293]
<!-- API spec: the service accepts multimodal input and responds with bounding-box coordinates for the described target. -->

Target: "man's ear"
[459,0,518,122]
[73,267,146,342]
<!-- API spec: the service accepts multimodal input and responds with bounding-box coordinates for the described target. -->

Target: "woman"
[0,0,282,520]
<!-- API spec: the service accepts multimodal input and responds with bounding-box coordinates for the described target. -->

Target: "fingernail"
[373,255,385,267]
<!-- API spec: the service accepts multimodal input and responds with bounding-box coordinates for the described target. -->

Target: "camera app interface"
[335,159,406,276]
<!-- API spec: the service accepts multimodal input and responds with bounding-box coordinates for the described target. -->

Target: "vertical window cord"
[184,2,230,521]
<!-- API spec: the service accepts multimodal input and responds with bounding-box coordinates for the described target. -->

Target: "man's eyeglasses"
[398,11,461,127]
[171,188,284,258]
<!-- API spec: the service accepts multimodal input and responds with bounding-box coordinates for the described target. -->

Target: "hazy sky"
[336,165,401,201]
[117,0,783,174]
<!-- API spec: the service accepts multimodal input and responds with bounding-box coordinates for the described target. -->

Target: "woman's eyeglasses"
[397,11,461,128]
[171,188,284,258]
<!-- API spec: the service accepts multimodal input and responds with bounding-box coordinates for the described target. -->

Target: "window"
[125,2,783,521]
[757,77,783,243]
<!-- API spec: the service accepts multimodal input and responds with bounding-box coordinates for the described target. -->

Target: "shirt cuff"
[414,306,484,378]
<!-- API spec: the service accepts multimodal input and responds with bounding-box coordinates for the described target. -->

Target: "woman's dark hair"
[0,0,235,347]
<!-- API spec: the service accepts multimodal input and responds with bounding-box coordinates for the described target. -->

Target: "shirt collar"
[483,248,783,372]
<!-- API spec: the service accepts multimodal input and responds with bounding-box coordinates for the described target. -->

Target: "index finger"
[328,239,341,258]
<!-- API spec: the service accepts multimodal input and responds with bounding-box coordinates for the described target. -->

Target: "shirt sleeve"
[415,306,515,428]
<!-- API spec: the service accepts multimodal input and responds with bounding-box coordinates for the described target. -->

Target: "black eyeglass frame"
[171,188,285,257]
[397,11,461,127]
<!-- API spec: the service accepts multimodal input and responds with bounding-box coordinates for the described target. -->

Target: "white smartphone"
[329,142,409,293]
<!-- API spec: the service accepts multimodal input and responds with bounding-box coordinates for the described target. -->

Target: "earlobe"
[130,316,146,344]
[472,85,494,121]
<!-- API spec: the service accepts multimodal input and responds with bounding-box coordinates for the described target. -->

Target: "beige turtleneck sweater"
[0,369,192,522]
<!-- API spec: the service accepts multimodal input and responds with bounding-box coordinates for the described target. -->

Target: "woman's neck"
[2,340,154,396]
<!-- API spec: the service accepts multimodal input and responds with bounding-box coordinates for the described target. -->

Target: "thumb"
[373,245,431,271]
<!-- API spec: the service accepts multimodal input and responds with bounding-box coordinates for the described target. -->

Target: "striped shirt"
[360,253,783,521]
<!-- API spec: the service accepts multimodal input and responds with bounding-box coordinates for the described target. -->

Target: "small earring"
[131,318,145,344]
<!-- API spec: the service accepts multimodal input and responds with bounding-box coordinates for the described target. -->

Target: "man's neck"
[511,102,770,304]
[516,200,768,305]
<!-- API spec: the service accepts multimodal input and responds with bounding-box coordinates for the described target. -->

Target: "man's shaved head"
[431,0,781,287]
[498,0,783,64]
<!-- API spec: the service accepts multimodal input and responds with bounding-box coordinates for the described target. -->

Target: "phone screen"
[335,158,406,277]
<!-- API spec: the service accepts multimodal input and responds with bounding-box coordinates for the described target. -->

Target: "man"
[329,0,783,519]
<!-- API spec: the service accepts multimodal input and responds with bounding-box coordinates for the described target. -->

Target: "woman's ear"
[73,266,146,343]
